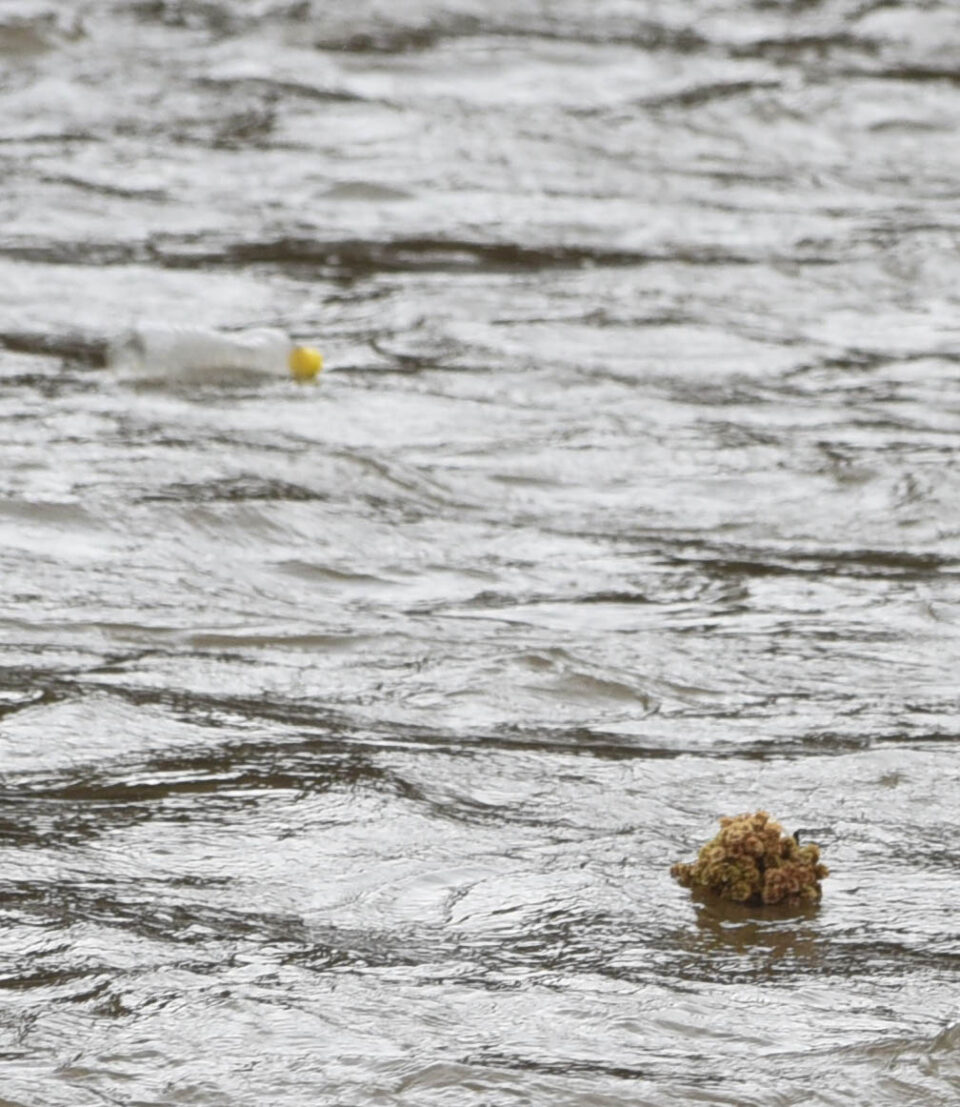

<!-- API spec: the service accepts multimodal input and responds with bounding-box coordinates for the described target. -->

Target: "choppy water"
[2,1,959,1104]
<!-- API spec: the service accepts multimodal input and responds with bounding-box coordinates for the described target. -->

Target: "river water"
[1,1,959,1104]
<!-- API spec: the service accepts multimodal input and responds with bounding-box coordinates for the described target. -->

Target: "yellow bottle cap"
[288,346,323,381]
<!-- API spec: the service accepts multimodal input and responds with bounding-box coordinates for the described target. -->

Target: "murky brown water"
[1,1,959,1104]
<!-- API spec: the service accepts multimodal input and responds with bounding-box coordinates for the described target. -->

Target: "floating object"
[287,344,323,381]
[108,324,323,381]
[671,810,829,906]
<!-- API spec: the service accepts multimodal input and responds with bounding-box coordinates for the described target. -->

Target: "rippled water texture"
[1,1,959,1104]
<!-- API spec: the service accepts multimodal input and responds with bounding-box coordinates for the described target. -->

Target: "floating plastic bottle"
[108,323,322,381]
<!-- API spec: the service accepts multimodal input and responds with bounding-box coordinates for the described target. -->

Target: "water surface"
[1,1,959,1104]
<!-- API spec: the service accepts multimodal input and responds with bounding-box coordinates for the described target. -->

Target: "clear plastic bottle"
[108,324,306,380]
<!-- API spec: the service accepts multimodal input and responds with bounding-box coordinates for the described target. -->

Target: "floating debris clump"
[671,810,829,906]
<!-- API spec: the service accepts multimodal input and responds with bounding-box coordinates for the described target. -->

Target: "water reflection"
[688,894,825,978]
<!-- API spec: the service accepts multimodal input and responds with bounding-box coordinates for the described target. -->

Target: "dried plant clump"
[671,810,829,906]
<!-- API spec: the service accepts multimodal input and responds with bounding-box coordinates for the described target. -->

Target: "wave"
[0,329,109,366]
[0,233,767,275]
